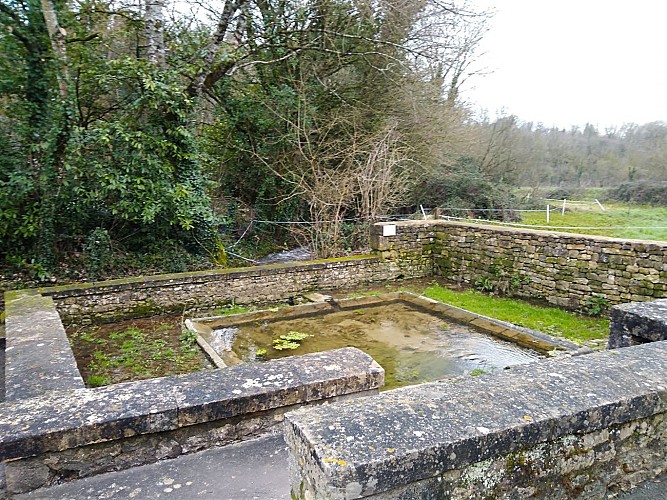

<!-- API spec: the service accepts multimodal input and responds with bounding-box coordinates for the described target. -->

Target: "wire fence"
[435,214,667,231]
[226,200,666,247]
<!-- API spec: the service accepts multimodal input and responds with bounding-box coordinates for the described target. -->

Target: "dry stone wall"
[45,256,428,325]
[372,220,667,309]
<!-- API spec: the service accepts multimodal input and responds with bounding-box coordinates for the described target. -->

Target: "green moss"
[565,446,591,459]
[127,300,161,317]
[305,254,376,264]
[422,243,436,253]
[505,451,527,472]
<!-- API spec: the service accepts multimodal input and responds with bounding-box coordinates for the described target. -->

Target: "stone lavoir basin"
[186,292,577,390]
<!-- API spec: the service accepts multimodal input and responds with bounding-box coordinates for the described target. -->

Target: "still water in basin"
[214,303,540,390]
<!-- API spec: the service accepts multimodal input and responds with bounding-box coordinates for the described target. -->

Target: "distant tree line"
[467,118,667,190]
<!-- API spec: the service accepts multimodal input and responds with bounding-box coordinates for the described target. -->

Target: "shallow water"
[220,303,540,390]
[256,246,312,265]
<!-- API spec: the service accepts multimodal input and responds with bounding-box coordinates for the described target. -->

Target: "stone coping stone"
[373,220,667,248]
[0,347,384,462]
[38,256,379,298]
[4,290,84,401]
[609,299,667,348]
[284,341,667,499]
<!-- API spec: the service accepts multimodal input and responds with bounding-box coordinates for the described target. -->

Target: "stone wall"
[372,220,667,309]
[608,298,667,348]
[44,255,428,325]
[285,339,667,499]
[37,220,667,324]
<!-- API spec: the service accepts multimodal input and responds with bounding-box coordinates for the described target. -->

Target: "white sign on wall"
[382,224,397,237]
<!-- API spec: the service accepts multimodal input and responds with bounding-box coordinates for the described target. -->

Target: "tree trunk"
[39,0,68,98]
[187,0,248,97]
[145,0,166,66]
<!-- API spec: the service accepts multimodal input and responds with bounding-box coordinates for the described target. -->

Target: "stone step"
[16,434,290,500]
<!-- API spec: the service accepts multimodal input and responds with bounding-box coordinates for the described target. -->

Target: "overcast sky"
[462,0,667,130]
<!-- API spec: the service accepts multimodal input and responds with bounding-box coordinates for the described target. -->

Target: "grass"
[215,303,254,316]
[422,284,609,344]
[515,202,667,241]
[213,301,289,316]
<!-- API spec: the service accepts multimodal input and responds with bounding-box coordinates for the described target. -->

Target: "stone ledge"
[284,341,667,498]
[373,220,667,248]
[4,290,84,401]
[0,347,384,462]
[609,299,667,348]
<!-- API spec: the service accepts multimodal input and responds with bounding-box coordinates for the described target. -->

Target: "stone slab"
[0,347,384,462]
[4,290,84,400]
[305,293,332,303]
[609,299,667,348]
[284,341,667,498]
[15,434,291,500]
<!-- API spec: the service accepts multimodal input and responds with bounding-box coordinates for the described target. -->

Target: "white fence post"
[562,199,567,215]
[546,204,550,223]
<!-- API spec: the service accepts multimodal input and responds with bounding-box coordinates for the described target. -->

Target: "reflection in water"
[223,303,540,390]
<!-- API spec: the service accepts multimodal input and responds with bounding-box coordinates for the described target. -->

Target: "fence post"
[562,199,567,215]
[546,204,550,223]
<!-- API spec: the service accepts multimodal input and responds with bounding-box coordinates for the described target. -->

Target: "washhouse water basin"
[186,293,569,390]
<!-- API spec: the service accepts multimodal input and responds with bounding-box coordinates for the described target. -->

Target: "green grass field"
[506,202,667,242]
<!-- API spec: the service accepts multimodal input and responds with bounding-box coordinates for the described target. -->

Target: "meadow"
[502,200,667,242]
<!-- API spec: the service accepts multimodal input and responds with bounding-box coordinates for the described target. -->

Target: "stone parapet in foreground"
[0,348,383,496]
[285,341,667,499]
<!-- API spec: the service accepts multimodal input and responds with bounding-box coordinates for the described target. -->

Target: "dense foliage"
[1,0,493,278]
[410,157,517,221]
[608,181,667,206]
[1,0,665,282]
